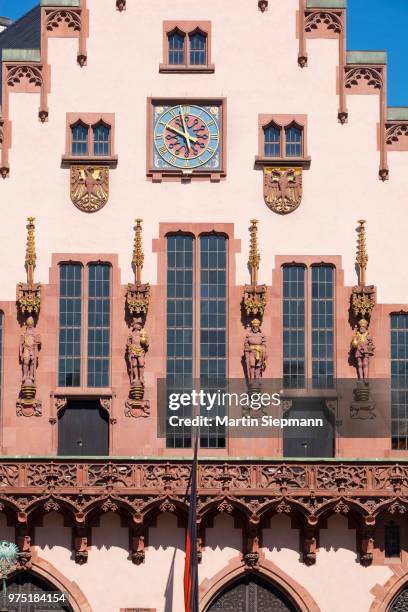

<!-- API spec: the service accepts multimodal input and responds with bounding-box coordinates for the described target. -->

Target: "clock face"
[153,103,222,171]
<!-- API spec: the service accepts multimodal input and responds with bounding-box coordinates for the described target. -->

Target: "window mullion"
[306,266,312,383]
[193,236,199,380]
[88,125,91,156]
[82,266,88,388]
[280,127,284,159]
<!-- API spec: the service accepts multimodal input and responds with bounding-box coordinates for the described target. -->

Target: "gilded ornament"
[243,290,267,317]
[242,219,267,318]
[17,217,41,315]
[16,286,41,314]
[126,285,150,315]
[263,167,302,214]
[351,289,375,319]
[70,166,109,213]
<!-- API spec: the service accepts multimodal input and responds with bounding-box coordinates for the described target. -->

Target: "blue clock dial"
[153,104,221,171]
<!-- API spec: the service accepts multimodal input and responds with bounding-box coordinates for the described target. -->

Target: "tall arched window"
[391,313,408,449]
[189,30,207,65]
[283,265,305,389]
[168,29,185,65]
[71,122,89,155]
[58,263,82,387]
[93,122,110,156]
[385,520,401,558]
[87,263,111,388]
[311,265,334,389]
[285,124,302,157]
[282,263,335,391]
[166,233,227,449]
[58,262,111,388]
[264,123,281,156]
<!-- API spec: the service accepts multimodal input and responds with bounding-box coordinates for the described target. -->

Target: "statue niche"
[351,318,375,381]
[16,217,43,417]
[349,220,376,418]
[17,316,42,417]
[242,220,268,384]
[244,318,267,381]
[125,219,150,418]
[127,317,149,388]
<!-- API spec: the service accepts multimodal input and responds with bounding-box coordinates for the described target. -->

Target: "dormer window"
[161,22,214,73]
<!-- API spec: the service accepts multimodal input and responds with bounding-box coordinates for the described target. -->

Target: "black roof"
[0,5,41,106]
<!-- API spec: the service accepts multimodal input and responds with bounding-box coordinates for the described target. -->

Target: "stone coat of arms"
[70,166,109,213]
[263,167,302,214]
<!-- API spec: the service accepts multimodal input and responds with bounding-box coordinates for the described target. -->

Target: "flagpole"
[184,425,199,612]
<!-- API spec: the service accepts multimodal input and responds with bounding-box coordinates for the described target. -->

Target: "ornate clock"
[148,99,225,180]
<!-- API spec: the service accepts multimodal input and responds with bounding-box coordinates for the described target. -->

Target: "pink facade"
[0,1,408,611]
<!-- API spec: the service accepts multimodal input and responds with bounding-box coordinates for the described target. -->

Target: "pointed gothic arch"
[199,556,320,612]
[6,556,91,612]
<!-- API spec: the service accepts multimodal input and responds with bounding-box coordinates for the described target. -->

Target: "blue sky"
[0,0,406,105]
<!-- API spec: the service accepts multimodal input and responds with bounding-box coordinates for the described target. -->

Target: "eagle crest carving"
[263,167,302,215]
[70,166,109,213]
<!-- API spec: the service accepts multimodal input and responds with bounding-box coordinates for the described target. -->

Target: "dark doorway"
[58,400,109,456]
[283,398,335,458]
[2,571,73,611]
[207,573,299,612]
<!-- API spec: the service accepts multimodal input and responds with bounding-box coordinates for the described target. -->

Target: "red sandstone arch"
[199,555,320,612]
[10,554,92,612]
[369,559,408,612]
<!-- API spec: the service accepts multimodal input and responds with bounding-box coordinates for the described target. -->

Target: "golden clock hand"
[166,124,198,143]
[179,106,192,151]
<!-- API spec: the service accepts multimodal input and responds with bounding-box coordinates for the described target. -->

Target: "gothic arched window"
[168,29,185,65]
[71,122,89,155]
[189,29,207,65]
[93,122,111,156]
[263,123,281,156]
[285,124,303,157]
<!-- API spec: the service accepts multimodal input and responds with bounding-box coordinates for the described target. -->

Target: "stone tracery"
[0,458,405,567]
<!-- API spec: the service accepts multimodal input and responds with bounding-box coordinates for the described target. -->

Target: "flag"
[184,432,199,612]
